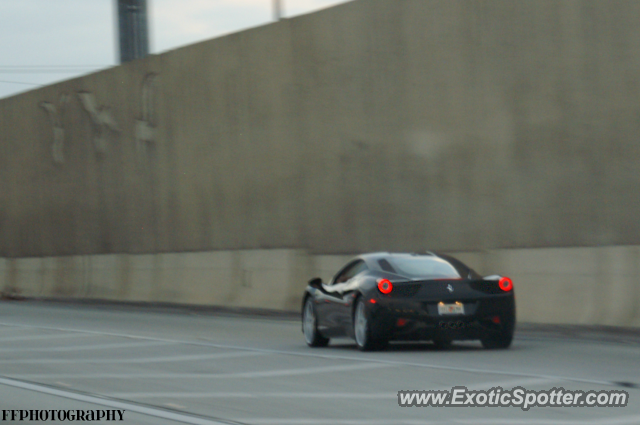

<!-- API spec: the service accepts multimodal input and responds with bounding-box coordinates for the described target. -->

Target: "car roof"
[356,252,446,270]
[358,252,439,262]
[353,251,476,279]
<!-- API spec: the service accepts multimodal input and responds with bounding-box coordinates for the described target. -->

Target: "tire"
[302,297,329,347]
[353,298,387,351]
[480,331,513,349]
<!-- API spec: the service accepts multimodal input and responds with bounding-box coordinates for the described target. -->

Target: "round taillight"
[377,278,393,294]
[498,277,513,292]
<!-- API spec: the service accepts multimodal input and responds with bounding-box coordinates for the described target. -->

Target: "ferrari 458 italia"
[301,252,515,351]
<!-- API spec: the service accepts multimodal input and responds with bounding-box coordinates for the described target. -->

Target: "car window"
[382,256,462,279]
[333,260,368,284]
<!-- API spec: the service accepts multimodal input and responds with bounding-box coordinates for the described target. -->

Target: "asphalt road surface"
[0,300,638,424]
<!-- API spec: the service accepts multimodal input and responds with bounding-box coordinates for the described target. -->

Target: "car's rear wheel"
[480,330,513,349]
[303,297,329,347]
[354,298,387,351]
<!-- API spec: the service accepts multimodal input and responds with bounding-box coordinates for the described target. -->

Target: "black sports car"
[301,252,515,351]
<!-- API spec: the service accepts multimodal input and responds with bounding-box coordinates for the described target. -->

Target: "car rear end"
[365,254,515,344]
[372,278,514,341]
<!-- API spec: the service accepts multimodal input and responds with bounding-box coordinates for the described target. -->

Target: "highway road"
[0,300,638,424]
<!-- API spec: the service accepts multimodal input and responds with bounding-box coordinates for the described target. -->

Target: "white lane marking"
[0,350,266,365]
[0,377,234,425]
[0,322,624,388]
[110,391,396,399]
[15,362,389,380]
[233,418,640,425]
[164,403,187,410]
[0,333,92,342]
[104,378,577,400]
[0,340,175,353]
[0,340,173,353]
[240,422,438,425]
[455,418,640,425]
[465,377,555,391]
[226,362,388,378]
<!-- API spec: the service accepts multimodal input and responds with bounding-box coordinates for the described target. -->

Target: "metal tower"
[117,0,149,63]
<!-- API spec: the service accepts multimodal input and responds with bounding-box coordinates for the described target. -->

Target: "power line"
[0,65,109,76]
[0,65,109,68]
[0,65,108,74]
[0,80,44,86]
[0,70,102,74]
[118,0,149,63]
[0,65,109,88]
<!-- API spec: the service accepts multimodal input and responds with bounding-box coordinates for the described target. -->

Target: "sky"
[0,0,350,99]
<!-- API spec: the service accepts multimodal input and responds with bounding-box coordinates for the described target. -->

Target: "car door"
[320,260,369,335]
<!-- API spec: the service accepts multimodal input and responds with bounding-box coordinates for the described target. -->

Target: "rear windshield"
[380,257,461,279]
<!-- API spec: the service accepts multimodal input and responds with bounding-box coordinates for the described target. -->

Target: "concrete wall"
[1,0,640,258]
[0,249,312,311]
[452,247,640,326]
[2,247,640,327]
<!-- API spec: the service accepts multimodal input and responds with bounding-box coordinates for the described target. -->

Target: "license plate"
[438,302,464,315]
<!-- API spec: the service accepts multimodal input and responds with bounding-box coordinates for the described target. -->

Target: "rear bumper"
[367,294,515,341]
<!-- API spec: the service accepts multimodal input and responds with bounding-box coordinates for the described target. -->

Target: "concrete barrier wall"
[2,247,639,327]
[452,247,640,327]
[2,0,640,258]
[0,249,311,311]
[1,1,640,327]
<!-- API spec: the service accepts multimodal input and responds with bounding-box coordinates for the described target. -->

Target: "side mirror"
[308,277,323,289]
